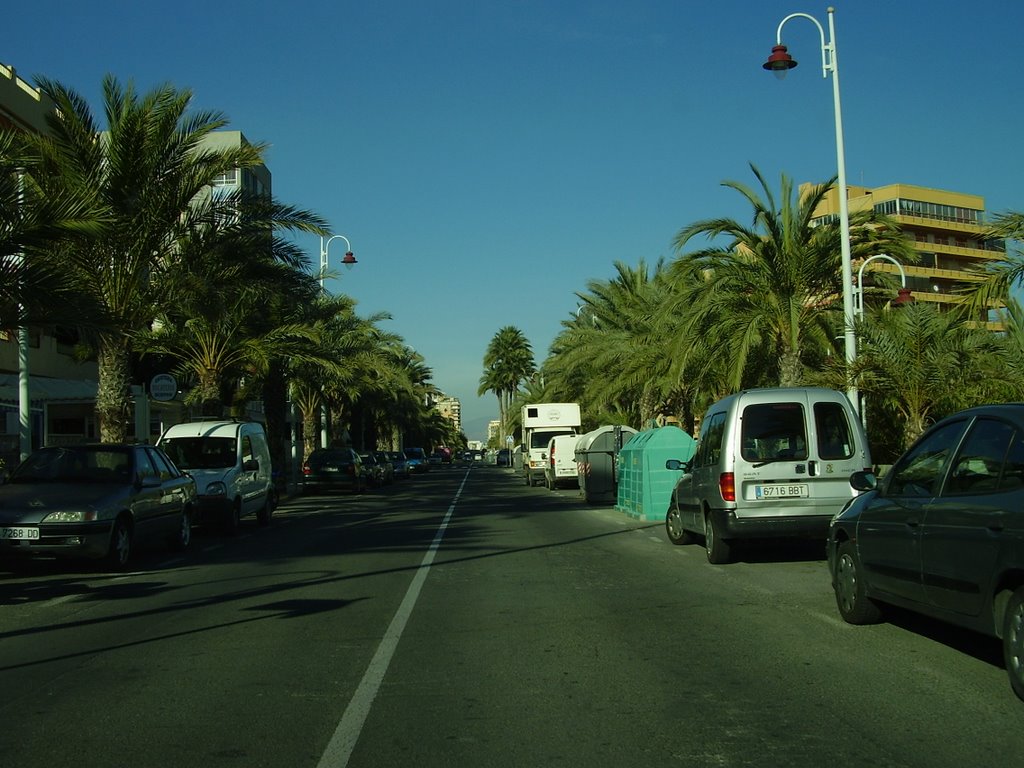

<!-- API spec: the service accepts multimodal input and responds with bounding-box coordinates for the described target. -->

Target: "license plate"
[755,484,808,499]
[1,526,40,540]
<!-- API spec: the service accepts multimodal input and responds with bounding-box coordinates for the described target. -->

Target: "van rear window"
[740,403,808,462]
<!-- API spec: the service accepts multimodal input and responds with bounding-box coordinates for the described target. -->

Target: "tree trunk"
[778,346,803,388]
[302,406,319,461]
[97,337,132,443]
[263,362,288,494]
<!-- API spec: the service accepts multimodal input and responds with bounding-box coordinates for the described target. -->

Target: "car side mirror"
[849,470,877,492]
[243,459,259,472]
[665,459,691,472]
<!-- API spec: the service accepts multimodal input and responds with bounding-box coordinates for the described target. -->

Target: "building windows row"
[873,198,982,226]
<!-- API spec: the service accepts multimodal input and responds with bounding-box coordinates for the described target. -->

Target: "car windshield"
[10,446,133,484]
[160,436,236,469]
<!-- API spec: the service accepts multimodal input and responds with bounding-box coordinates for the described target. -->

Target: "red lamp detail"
[894,287,914,306]
[763,44,798,77]
[341,251,357,269]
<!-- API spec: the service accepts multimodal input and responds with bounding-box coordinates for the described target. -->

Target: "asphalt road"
[1,465,1020,768]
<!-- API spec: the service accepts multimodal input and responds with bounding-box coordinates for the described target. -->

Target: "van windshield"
[530,430,569,449]
[161,437,236,469]
[741,403,808,463]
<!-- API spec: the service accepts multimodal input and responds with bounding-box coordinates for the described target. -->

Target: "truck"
[520,402,582,486]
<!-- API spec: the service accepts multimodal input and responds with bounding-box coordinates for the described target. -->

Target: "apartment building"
[434,395,462,435]
[811,182,1006,327]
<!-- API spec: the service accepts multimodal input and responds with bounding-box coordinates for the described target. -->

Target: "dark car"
[497,448,512,467]
[302,448,364,494]
[827,403,1024,700]
[389,451,409,479]
[0,444,197,569]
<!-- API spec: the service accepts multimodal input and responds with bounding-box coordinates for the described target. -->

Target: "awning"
[0,373,98,405]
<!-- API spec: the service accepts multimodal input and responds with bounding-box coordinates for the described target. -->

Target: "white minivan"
[665,387,871,563]
[157,420,275,533]
[543,434,580,490]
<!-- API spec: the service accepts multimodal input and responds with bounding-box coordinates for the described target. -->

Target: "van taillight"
[550,445,555,468]
[719,472,736,502]
[302,464,311,476]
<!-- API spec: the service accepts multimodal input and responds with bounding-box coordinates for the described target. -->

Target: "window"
[694,412,726,468]
[886,420,966,497]
[944,419,1019,494]
[147,448,176,480]
[815,402,854,460]
[241,435,254,464]
[740,403,807,462]
[135,449,158,480]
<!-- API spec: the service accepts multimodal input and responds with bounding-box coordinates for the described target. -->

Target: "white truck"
[520,403,581,486]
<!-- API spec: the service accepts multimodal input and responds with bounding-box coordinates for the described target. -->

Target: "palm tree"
[26,75,267,442]
[478,326,535,445]
[669,165,914,391]
[850,301,1013,450]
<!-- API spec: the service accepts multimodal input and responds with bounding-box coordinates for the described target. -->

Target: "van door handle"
[808,461,818,477]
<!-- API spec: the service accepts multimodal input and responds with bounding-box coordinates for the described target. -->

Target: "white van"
[157,420,275,533]
[665,387,871,563]
[543,434,580,490]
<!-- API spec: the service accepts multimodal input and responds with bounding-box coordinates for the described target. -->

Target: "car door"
[130,447,165,541]
[920,417,1018,617]
[680,411,726,532]
[145,447,190,538]
[855,419,967,605]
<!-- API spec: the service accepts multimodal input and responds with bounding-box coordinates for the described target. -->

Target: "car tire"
[225,500,242,536]
[256,495,272,526]
[105,515,133,570]
[833,540,882,624]
[1003,586,1024,700]
[665,506,695,546]
[704,512,732,564]
[170,506,192,551]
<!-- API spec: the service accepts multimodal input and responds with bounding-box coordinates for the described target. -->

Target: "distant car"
[827,403,1024,701]
[428,452,444,467]
[358,452,385,487]
[302,448,365,494]
[373,451,395,484]
[404,447,429,473]
[388,451,409,479]
[0,444,197,569]
[497,449,512,467]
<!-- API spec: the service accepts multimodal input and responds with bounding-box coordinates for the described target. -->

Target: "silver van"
[665,387,871,563]
[157,420,275,533]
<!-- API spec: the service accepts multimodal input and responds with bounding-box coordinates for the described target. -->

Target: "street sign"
[150,373,178,402]
[506,435,514,445]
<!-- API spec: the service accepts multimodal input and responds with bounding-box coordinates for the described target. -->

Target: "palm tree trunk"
[263,362,288,493]
[97,337,132,443]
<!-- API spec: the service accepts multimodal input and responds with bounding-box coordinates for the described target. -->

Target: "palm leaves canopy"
[478,326,535,444]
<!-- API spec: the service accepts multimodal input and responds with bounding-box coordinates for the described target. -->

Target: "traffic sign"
[150,373,178,402]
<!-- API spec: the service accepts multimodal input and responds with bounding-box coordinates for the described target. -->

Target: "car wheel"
[256,495,272,526]
[665,506,695,546]
[225,500,242,535]
[1003,587,1024,700]
[105,516,133,570]
[704,512,732,564]
[170,506,192,551]
[833,540,882,624]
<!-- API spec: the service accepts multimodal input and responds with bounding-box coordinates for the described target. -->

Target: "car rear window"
[740,402,808,462]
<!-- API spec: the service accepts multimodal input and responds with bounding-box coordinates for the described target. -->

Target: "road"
[1,465,1020,768]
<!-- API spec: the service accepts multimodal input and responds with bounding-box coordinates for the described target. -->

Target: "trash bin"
[575,425,638,504]
[616,426,696,521]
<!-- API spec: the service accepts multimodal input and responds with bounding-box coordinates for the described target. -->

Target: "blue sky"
[6,1,1022,440]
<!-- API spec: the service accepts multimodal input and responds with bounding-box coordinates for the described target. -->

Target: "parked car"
[0,444,197,569]
[827,403,1024,700]
[497,448,512,467]
[374,451,395,484]
[665,386,871,563]
[302,448,365,494]
[404,447,429,473]
[157,420,275,532]
[428,452,444,467]
[359,452,385,487]
[388,451,409,479]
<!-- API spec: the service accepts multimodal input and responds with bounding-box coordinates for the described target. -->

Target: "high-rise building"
[811,182,1006,328]
[435,396,462,435]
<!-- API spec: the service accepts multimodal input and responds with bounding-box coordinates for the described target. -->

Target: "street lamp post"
[855,254,911,319]
[764,7,857,412]
[317,234,357,448]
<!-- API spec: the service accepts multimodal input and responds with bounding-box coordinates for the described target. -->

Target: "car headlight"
[42,509,98,523]
[204,481,227,497]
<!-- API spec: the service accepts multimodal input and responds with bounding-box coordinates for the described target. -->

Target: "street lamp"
[764,7,857,412]
[855,254,912,319]
[317,234,357,448]
[319,234,356,289]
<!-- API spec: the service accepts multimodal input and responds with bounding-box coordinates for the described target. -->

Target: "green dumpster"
[616,426,696,521]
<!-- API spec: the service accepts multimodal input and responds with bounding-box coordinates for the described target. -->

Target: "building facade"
[434,395,462,435]
[811,182,1005,327]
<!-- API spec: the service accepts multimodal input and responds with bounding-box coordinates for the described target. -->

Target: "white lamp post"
[764,7,857,412]
[317,234,357,448]
[855,254,912,319]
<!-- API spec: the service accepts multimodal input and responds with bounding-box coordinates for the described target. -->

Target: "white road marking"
[316,472,468,768]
